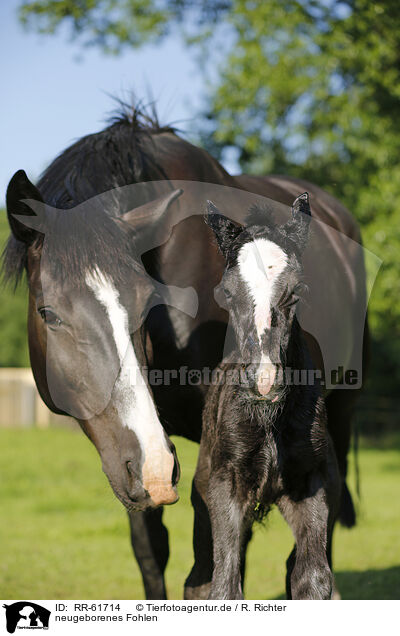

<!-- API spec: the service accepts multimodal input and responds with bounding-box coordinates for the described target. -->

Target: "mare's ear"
[205,200,243,258]
[6,170,45,244]
[120,188,183,253]
[285,192,311,252]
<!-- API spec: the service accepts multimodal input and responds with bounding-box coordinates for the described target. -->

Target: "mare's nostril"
[172,456,180,486]
[125,460,147,502]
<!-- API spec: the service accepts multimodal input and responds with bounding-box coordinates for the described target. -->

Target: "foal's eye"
[278,289,300,310]
[38,308,63,329]
[285,296,300,308]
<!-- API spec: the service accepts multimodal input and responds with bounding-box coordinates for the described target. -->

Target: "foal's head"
[206,193,311,400]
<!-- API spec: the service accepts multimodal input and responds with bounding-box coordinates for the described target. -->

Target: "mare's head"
[4,169,183,510]
[206,193,311,400]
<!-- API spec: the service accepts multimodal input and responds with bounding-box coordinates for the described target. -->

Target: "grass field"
[0,428,399,600]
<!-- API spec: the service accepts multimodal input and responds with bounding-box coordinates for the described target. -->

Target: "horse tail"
[339,415,361,528]
[339,480,356,528]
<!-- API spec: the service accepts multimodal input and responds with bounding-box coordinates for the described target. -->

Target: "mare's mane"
[2,104,175,286]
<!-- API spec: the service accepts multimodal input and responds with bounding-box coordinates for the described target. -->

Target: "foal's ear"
[292,192,311,219]
[205,201,243,258]
[285,192,311,252]
[6,170,45,245]
[120,188,184,253]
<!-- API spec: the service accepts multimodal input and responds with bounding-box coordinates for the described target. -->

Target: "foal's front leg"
[185,447,253,600]
[207,474,252,600]
[278,479,335,600]
[184,442,214,600]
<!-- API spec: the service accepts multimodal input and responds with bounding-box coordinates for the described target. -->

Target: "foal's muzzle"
[256,363,277,397]
[245,361,282,401]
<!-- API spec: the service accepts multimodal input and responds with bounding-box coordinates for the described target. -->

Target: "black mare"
[3,108,368,598]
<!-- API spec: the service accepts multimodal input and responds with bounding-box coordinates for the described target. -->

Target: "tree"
[18,0,230,53]
[18,0,400,395]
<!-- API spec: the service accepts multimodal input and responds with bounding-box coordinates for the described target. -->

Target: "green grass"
[0,428,399,599]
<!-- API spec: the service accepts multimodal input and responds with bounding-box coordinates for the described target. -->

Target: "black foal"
[192,194,341,600]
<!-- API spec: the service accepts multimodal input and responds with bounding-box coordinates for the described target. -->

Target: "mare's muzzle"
[94,425,180,510]
[140,436,180,506]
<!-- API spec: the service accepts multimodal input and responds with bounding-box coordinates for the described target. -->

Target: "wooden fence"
[1,369,397,434]
[0,368,76,429]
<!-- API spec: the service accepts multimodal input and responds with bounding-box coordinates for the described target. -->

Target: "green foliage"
[18,0,230,53]
[0,213,29,367]
[1,429,399,599]
[20,0,170,53]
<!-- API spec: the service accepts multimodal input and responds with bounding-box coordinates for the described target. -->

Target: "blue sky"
[0,0,208,205]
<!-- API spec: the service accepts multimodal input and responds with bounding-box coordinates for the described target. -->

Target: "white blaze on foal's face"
[238,238,288,395]
[86,270,177,505]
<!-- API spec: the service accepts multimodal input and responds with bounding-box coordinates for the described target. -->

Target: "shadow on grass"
[335,566,400,599]
[359,432,400,451]
[273,566,400,600]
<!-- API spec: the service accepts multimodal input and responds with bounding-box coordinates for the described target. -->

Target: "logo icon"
[3,602,50,633]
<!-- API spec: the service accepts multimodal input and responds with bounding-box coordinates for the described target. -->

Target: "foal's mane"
[2,103,175,286]
[243,203,306,259]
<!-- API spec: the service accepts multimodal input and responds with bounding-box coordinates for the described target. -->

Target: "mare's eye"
[38,308,63,329]
[224,288,233,300]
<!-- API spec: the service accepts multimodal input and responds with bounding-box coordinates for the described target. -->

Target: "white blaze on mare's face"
[86,270,177,505]
[238,239,287,395]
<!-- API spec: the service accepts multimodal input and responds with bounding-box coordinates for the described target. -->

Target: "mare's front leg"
[278,475,337,600]
[128,507,169,599]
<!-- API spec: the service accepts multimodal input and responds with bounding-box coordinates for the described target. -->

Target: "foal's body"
[190,195,341,600]
[200,351,340,599]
